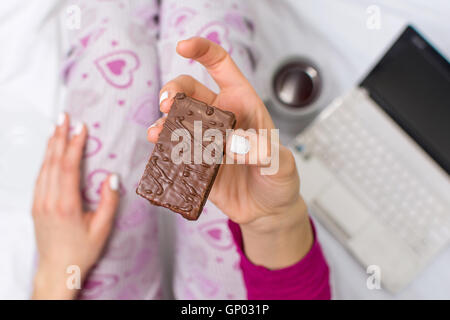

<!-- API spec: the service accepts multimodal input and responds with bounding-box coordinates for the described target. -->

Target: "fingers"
[158,75,217,113]
[147,116,167,143]
[33,113,69,214]
[60,122,87,199]
[51,113,70,162]
[89,174,120,240]
[176,37,249,90]
[151,74,218,143]
[33,126,56,214]
[46,113,70,205]
[225,129,277,168]
[33,113,89,217]
[64,123,87,169]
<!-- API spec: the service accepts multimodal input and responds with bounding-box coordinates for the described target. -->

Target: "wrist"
[239,196,314,270]
[32,263,83,300]
[241,195,308,236]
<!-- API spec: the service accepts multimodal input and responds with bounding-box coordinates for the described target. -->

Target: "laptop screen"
[361,26,450,174]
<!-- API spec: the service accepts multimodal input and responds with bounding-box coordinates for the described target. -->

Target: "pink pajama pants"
[62,0,256,299]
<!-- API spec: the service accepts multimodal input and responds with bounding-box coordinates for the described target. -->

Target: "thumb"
[89,174,120,240]
[225,129,279,170]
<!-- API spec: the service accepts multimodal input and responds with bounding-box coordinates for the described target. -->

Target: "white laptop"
[291,26,450,293]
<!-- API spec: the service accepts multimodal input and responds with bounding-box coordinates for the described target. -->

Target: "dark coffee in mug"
[272,60,321,109]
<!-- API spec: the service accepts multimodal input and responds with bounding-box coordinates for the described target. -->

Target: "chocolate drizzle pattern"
[136,93,236,220]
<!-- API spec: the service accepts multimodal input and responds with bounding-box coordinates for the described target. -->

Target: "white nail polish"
[230,135,250,155]
[109,174,119,191]
[159,91,169,104]
[57,113,65,126]
[74,123,84,135]
[148,122,157,129]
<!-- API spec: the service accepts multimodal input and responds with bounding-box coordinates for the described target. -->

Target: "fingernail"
[57,113,65,126]
[230,135,250,155]
[159,91,169,104]
[179,37,194,43]
[74,123,84,135]
[109,174,119,191]
[148,117,165,130]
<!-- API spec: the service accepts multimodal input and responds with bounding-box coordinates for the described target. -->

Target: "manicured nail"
[74,123,84,135]
[57,113,66,126]
[148,117,165,130]
[230,135,250,155]
[109,174,119,191]
[178,37,193,44]
[159,91,169,104]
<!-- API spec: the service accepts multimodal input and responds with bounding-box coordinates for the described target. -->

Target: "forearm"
[240,196,313,270]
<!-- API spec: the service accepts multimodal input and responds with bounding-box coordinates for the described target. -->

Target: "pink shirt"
[228,219,331,300]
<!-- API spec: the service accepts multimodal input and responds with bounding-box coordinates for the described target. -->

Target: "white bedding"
[0,0,449,299]
[0,0,61,299]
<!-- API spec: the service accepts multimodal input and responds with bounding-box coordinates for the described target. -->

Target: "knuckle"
[211,51,229,69]
[42,199,53,213]
[61,155,76,173]
[177,74,194,83]
[69,137,85,154]
[55,200,71,216]
[54,202,64,215]
[49,151,63,167]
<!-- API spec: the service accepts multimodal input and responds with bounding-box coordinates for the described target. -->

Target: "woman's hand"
[147,37,313,269]
[32,114,119,299]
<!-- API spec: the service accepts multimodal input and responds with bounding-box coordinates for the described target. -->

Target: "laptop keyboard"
[294,97,450,258]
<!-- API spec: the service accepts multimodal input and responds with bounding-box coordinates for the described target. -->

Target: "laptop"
[291,26,450,293]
